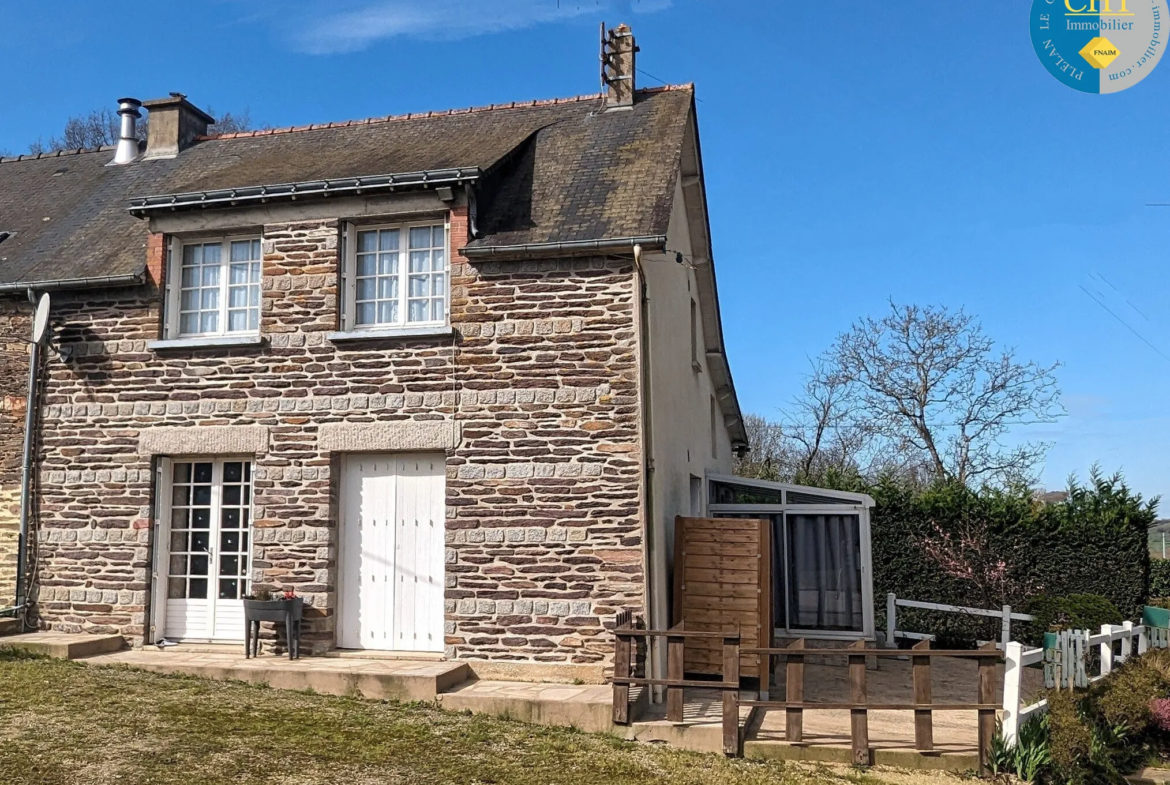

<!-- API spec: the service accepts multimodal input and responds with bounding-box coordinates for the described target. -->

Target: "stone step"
[0,618,22,637]
[743,740,979,772]
[438,679,616,734]
[627,719,727,754]
[0,632,125,659]
[82,650,470,702]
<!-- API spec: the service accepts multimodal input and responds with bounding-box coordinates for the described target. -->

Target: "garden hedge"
[1151,558,1170,598]
[867,471,1155,646]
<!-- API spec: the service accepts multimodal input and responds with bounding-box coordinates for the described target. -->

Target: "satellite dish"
[31,293,50,345]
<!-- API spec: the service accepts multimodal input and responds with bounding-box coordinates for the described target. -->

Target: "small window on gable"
[341,220,448,331]
[166,236,262,338]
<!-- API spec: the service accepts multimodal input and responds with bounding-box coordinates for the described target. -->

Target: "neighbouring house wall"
[31,200,646,668]
[0,302,31,609]
[642,175,736,637]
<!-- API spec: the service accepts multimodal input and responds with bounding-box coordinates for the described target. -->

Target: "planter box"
[243,598,304,659]
[1143,605,1170,630]
[243,598,304,623]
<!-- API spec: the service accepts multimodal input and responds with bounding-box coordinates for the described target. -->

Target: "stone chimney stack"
[602,23,638,110]
[141,93,215,160]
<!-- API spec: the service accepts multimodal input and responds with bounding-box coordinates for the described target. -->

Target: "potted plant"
[243,587,304,659]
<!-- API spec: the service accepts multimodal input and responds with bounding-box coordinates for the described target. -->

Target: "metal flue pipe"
[111,98,142,165]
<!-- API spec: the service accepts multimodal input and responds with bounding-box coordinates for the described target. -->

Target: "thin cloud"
[287,0,671,54]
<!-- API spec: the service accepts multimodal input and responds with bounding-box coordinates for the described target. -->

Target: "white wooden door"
[339,453,445,652]
[163,459,253,642]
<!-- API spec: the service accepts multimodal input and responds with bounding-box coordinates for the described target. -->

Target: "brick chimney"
[141,93,214,159]
[602,23,638,110]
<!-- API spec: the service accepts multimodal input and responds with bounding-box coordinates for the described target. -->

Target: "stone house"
[0,30,748,681]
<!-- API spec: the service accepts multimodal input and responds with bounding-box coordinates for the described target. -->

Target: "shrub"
[1139,648,1170,685]
[1028,594,1124,635]
[1092,659,1168,732]
[1048,689,1093,778]
[1151,698,1170,733]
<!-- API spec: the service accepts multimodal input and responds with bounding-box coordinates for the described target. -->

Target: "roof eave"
[127,168,483,218]
[461,235,666,261]
[0,269,145,294]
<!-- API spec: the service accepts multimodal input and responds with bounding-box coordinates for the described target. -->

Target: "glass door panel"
[164,459,253,641]
[784,513,863,632]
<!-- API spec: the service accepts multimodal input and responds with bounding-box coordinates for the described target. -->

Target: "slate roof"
[0,86,694,289]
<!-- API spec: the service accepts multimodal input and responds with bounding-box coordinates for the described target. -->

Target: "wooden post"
[722,634,740,756]
[1001,605,1012,650]
[667,629,685,723]
[758,518,773,700]
[1121,621,1134,662]
[977,642,997,777]
[886,593,897,646]
[848,640,869,766]
[613,626,631,725]
[912,640,933,752]
[785,639,805,742]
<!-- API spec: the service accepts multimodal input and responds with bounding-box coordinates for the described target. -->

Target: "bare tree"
[735,364,874,486]
[829,302,1061,486]
[27,105,258,154]
[733,413,789,481]
[781,359,874,482]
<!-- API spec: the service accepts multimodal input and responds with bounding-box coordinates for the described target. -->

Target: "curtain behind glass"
[785,514,863,631]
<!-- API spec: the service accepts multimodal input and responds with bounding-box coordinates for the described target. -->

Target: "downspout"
[13,288,41,624]
[632,245,662,697]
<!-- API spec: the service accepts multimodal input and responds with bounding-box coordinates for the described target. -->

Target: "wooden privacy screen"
[672,516,772,679]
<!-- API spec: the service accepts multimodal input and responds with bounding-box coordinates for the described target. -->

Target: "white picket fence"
[886,593,1034,650]
[1002,622,1167,744]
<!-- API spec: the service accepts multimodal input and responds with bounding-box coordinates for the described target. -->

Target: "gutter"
[0,271,145,294]
[461,234,666,260]
[128,168,483,217]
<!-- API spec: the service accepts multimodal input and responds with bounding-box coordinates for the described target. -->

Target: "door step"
[323,649,446,661]
[83,649,470,701]
[0,632,125,659]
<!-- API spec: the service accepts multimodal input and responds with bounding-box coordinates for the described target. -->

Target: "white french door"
[338,453,445,652]
[162,459,253,642]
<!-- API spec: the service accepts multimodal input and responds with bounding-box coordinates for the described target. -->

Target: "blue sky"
[2,1,1169,509]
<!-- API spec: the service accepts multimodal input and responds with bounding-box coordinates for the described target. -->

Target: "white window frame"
[152,456,256,643]
[340,219,451,333]
[164,234,263,340]
[705,474,876,641]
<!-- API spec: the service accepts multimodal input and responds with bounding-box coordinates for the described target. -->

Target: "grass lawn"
[0,649,965,785]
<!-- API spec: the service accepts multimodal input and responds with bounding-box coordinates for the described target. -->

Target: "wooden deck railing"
[742,640,1003,771]
[611,620,742,753]
[611,612,1004,772]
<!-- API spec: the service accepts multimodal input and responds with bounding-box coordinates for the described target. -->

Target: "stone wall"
[32,209,646,664]
[0,302,31,610]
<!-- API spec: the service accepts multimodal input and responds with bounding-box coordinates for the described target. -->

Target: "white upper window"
[168,237,262,338]
[343,221,448,331]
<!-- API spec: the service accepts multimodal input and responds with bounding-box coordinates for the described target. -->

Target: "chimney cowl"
[140,94,215,160]
[109,98,143,166]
